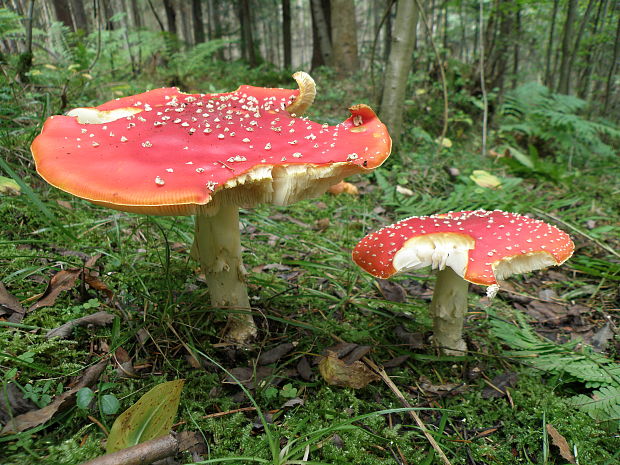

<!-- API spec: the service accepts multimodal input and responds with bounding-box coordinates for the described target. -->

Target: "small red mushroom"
[353,210,574,354]
[32,72,392,344]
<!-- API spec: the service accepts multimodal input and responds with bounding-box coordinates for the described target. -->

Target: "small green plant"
[76,382,121,416]
[498,82,620,166]
[490,311,620,423]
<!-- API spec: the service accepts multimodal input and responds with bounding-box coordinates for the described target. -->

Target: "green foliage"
[0,7,23,39]
[498,82,620,165]
[106,379,185,453]
[490,312,620,422]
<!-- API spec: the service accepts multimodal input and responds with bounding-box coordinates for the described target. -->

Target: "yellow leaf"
[44,64,57,70]
[415,89,426,95]
[437,137,452,148]
[470,170,501,189]
[0,176,20,195]
[319,352,379,389]
[106,379,185,453]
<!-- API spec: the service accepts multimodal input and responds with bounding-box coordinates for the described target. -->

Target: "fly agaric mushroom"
[32,72,391,343]
[352,210,574,354]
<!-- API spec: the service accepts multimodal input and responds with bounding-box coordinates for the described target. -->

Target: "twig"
[79,431,200,465]
[363,357,453,465]
[330,335,452,465]
[87,415,109,436]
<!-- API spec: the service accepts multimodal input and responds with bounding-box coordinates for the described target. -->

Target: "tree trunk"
[163,0,178,36]
[310,0,332,68]
[557,0,578,94]
[566,0,596,90]
[578,0,605,98]
[192,0,206,44]
[50,0,75,31]
[70,0,88,32]
[603,13,620,112]
[544,0,560,88]
[512,5,521,89]
[238,0,260,67]
[379,0,418,144]
[129,0,142,28]
[331,0,359,77]
[282,0,292,68]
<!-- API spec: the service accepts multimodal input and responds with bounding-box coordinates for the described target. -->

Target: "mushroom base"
[194,205,256,344]
[429,267,469,355]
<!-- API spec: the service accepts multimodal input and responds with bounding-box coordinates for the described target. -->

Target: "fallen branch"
[80,431,201,465]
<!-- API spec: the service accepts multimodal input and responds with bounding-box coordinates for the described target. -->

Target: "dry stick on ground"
[363,357,453,465]
[79,431,201,465]
[330,335,452,465]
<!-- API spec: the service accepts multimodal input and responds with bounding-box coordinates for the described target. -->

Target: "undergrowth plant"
[490,311,620,424]
[498,82,620,168]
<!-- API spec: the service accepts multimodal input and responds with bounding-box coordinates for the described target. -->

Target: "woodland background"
[0,1,619,465]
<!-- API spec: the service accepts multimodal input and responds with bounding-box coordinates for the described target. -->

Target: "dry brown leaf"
[376,279,407,303]
[46,311,115,339]
[318,351,379,389]
[0,384,36,427]
[0,359,108,434]
[258,342,295,365]
[0,282,25,323]
[546,424,576,464]
[28,269,81,312]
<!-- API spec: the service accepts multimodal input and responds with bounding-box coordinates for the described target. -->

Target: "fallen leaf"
[258,343,295,365]
[28,269,81,312]
[84,274,114,300]
[376,279,407,303]
[315,217,330,231]
[281,397,304,409]
[395,185,414,196]
[327,181,359,195]
[590,322,614,353]
[223,367,273,389]
[0,383,37,427]
[470,170,501,189]
[114,347,137,378]
[482,372,518,399]
[341,345,372,365]
[46,311,115,339]
[55,199,72,209]
[382,355,410,368]
[296,356,313,381]
[106,379,185,453]
[0,359,108,434]
[318,351,379,389]
[394,326,425,349]
[0,282,25,323]
[437,137,452,148]
[0,176,20,195]
[546,424,576,464]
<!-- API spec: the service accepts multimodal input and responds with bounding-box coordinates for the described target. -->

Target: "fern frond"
[570,386,620,421]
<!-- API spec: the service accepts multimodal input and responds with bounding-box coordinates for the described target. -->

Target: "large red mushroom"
[32,72,392,343]
[353,210,574,354]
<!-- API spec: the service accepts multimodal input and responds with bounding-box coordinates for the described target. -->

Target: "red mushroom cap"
[352,210,574,286]
[32,76,390,215]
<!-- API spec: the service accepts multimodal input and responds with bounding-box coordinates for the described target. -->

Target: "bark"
[282,0,292,68]
[50,0,75,31]
[544,0,560,88]
[512,5,521,89]
[330,0,359,77]
[379,0,418,144]
[566,0,596,91]
[163,0,178,36]
[80,432,201,465]
[129,0,142,28]
[310,0,332,68]
[192,0,206,44]
[557,0,578,94]
[238,0,260,67]
[429,267,469,355]
[70,0,88,32]
[578,0,606,98]
[603,13,620,112]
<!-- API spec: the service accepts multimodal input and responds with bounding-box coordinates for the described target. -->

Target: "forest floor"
[1,66,619,465]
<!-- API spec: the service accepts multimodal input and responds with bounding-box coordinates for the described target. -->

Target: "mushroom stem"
[429,267,469,355]
[194,204,256,344]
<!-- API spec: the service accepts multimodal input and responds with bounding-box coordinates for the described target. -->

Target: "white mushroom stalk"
[32,72,391,346]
